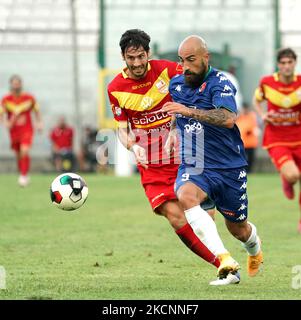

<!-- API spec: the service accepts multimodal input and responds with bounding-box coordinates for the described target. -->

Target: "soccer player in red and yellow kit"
[254,48,301,233]
[0,75,43,187]
[107,29,240,285]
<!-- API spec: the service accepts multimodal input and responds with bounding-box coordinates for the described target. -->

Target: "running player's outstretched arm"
[162,102,236,128]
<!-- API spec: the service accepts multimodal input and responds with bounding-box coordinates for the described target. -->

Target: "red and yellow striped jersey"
[255,73,301,148]
[108,59,182,162]
[0,93,39,135]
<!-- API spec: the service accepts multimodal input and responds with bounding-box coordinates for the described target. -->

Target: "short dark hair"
[277,48,297,62]
[119,29,151,55]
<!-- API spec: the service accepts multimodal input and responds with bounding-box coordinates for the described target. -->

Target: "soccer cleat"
[209,271,240,286]
[281,175,294,200]
[217,253,240,278]
[18,175,30,187]
[247,250,263,277]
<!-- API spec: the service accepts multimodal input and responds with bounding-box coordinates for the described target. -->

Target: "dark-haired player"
[108,29,240,285]
[0,75,43,187]
[254,48,301,233]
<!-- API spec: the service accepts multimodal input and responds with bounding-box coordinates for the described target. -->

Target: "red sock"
[176,223,220,268]
[19,155,30,175]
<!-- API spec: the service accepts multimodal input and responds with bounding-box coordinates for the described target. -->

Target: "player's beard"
[184,62,208,88]
[127,63,148,79]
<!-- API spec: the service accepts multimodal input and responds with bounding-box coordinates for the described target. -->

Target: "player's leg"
[225,219,263,277]
[18,143,31,187]
[138,163,221,269]
[280,160,300,199]
[157,199,220,268]
[268,146,298,199]
[291,145,301,233]
[176,175,240,278]
[215,167,263,277]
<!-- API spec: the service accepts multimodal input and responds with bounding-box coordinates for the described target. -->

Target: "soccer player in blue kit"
[163,35,263,284]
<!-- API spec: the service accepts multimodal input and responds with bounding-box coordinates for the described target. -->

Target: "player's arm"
[252,88,274,124]
[117,123,148,168]
[108,89,148,167]
[31,98,43,132]
[162,102,236,128]
[164,114,178,155]
[0,101,12,129]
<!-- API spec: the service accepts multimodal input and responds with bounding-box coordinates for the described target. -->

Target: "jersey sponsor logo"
[221,92,233,97]
[132,82,152,90]
[132,111,170,126]
[155,79,168,94]
[184,119,203,134]
[267,110,300,126]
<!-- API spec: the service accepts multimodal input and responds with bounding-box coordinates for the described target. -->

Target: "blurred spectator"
[49,116,75,172]
[236,102,259,173]
[78,126,108,173]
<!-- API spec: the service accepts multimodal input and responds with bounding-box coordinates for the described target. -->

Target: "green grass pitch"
[0,173,301,300]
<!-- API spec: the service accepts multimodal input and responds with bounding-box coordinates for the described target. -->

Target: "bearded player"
[254,48,301,233]
[0,75,43,187]
[107,29,240,285]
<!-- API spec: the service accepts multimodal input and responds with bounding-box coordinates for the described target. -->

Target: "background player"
[0,75,43,187]
[163,35,263,283]
[253,48,301,233]
[107,29,239,285]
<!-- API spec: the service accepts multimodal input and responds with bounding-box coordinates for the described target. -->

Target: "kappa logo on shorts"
[240,182,247,190]
[237,213,246,221]
[239,193,247,201]
[238,170,246,179]
[238,203,247,211]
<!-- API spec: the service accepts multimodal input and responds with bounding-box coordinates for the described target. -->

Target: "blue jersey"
[169,66,247,169]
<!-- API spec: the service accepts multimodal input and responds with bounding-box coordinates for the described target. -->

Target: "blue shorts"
[175,165,248,222]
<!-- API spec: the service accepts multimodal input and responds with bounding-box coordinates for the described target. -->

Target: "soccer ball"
[50,173,88,211]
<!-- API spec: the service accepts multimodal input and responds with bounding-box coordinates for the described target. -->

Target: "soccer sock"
[19,155,30,176]
[185,205,228,256]
[241,222,261,256]
[176,223,220,268]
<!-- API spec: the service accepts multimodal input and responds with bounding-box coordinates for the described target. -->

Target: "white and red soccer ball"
[50,173,88,211]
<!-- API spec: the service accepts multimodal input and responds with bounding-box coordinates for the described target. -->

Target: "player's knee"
[158,202,186,229]
[285,171,300,184]
[177,191,199,210]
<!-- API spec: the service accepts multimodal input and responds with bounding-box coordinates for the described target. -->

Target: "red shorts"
[268,145,301,171]
[10,130,33,151]
[137,163,179,212]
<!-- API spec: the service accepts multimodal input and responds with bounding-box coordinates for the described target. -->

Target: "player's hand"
[36,121,43,133]
[162,102,191,117]
[164,129,177,156]
[262,111,275,124]
[131,144,148,169]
